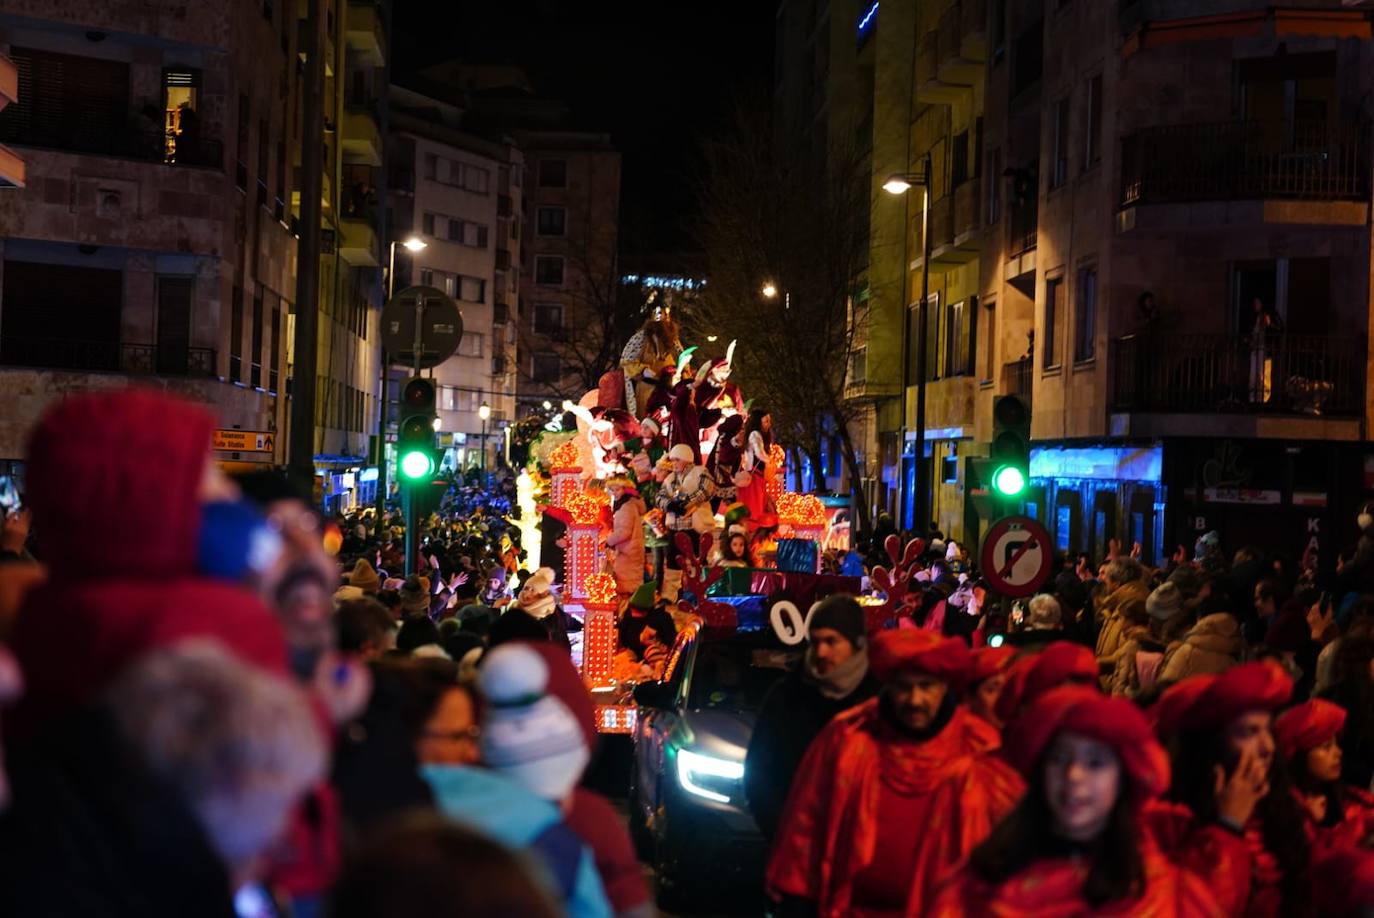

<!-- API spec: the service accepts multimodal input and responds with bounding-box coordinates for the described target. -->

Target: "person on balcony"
[1247,297,1284,404]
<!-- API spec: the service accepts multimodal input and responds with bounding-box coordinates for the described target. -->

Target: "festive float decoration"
[548,439,583,508]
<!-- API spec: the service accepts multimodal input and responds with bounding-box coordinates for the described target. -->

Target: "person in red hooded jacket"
[992,641,1100,727]
[8,389,290,735]
[931,686,1223,916]
[765,630,1023,917]
[1146,663,1310,917]
[1274,698,1374,852]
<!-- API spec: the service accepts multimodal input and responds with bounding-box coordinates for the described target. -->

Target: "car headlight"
[675,747,745,804]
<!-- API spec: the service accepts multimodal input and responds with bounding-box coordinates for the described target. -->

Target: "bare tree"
[515,204,645,403]
[689,97,874,534]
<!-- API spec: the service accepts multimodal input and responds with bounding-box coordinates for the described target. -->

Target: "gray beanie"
[1147,582,1183,622]
[808,594,867,647]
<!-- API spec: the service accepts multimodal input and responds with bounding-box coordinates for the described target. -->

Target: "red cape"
[766,700,1024,917]
[929,835,1224,917]
[1140,799,1260,917]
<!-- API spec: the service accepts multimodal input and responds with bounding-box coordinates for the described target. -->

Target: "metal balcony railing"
[1008,198,1038,256]
[1120,119,1371,207]
[1002,357,1033,401]
[1111,332,1364,416]
[0,338,217,377]
[0,123,223,168]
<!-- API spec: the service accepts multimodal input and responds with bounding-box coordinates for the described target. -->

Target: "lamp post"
[478,400,491,473]
[374,235,428,540]
[884,154,933,537]
[761,281,790,311]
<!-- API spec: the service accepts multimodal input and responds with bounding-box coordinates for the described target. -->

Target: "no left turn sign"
[980,515,1054,598]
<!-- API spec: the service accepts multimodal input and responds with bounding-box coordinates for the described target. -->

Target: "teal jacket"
[421,764,612,918]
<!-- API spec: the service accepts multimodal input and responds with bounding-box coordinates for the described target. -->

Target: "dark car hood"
[678,708,755,762]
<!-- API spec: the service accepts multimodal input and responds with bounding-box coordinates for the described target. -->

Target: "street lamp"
[479,401,491,472]
[761,281,790,310]
[387,235,428,299]
[374,233,429,540]
[884,155,934,538]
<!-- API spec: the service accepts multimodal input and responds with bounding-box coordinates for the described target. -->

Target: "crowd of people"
[0,390,649,918]
[735,519,1374,915]
[4,387,1374,917]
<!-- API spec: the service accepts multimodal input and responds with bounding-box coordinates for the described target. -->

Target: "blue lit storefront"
[1014,439,1374,575]
[1024,445,1165,566]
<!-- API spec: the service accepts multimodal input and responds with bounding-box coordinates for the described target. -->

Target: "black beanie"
[808,594,866,647]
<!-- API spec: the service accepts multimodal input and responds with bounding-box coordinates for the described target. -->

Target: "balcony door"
[156,276,193,375]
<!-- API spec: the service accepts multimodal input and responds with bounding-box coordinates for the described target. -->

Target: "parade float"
[521,303,860,733]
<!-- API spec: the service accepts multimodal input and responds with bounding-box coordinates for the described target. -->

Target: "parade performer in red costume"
[932,686,1223,917]
[765,630,1023,917]
[1274,698,1374,852]
[1145,663,1309,917]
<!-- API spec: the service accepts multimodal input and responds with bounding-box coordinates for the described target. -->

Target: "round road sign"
[382,285,463,370]
[980,515,1054,598]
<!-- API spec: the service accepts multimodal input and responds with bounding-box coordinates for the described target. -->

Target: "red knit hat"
[1148,674,1215,736]
[1274,699,1347,760]
[1004,685,1171,800]
[870,630,970,687]
[968,645,1015,685]
[1152,662,1292,736]
[26,388,213,579]
[994,641,1098,725]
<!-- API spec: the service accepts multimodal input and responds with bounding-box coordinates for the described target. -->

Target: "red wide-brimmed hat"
[1004,685,1171,800]
[1274,698,1347,760]
[994,641,1098,724]
[1152,662,1292,737]
[968,645,1016,685]
[870,629,971,687]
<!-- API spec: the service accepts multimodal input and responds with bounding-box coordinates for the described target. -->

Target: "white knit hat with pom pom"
[477,643,589,801]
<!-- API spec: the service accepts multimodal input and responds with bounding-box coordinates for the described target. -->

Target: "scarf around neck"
[803,645,870,700]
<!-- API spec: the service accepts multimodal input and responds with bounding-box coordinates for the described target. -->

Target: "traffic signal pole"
[403,293,426,577]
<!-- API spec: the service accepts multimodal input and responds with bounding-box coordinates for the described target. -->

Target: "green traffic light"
[991,464,1027,497]
[399,449,434,480]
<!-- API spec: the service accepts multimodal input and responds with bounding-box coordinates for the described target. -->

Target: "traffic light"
[990,395,1030,498]
[397,376,437,481]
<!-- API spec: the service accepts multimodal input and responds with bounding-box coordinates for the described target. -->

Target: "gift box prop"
[562,488,610,604]
[548,440,583,509]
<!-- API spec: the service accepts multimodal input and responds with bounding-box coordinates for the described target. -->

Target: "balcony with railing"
[0,120,223,169]
[1111,333,1363,418]
[1007,196,1038,257]
[345,0,386,67]
[1002,356,1033,403]
[342,97,382,166]
[0,338,217,377]
[1120,119,1371,208]
[937,2,982,83]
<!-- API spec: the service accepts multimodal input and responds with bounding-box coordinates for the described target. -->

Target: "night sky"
[392,0,778,256]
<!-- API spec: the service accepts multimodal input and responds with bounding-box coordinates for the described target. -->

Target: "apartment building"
[0,0,388,514]
[387,82,520,471]
[0,0,296,469]
[517,129,621,409]
[310,0,387,512]
[976,0,1374,566]
[774,0,879,500]
[849,0,989,542]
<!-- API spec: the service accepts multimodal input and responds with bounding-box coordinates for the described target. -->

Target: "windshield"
[687,641,798,713]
